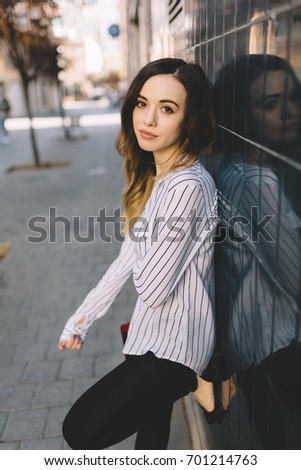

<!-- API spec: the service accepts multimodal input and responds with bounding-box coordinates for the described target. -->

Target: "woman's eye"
[262,99,278,111]
[162,106,173,114]
[136,101,146,108]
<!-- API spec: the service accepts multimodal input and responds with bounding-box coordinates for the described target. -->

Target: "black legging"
[62,352,197,450]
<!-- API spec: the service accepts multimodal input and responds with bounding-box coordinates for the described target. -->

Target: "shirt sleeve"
[132,181,217,308]
[59,234,136,343]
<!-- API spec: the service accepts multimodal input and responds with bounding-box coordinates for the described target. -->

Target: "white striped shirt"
[60,161,218,374]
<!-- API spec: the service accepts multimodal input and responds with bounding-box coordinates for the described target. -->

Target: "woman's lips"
[285,122,300,132]
[139,129,158,140]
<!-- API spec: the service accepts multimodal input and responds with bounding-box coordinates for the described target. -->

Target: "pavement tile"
[12,342,48,364]
[0,441,19,449]
[20,437,64,450]
[0,412,8,436]
[0,341,17,366]
[0,364,25,387]
[6,323,39,345]
[36,323,69,344]
[2,408,48,441]
[0,384,35,411]
[21,360,60,384]
[32,380,73,408]
[44,406,70,438]
[58,356,94,381]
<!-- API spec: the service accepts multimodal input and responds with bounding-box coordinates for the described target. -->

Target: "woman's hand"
[58,334,83,351]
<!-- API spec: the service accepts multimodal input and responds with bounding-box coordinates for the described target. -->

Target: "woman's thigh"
[62,356,149,449]
[62,353,196,449]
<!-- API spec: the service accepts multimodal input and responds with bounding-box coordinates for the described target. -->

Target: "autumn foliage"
[0,1,62,165]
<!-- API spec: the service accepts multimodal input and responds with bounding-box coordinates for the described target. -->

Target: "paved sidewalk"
[0,108,192,450]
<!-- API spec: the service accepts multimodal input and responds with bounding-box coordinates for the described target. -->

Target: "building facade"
[127,0,301,450]
[0,0,127,116]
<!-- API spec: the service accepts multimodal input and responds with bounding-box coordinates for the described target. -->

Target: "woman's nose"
[143,107,157,126]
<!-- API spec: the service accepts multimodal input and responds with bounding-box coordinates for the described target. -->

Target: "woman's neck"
[154,149,180,176]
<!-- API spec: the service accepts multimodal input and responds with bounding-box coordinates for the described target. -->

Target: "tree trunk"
[23,80,41,167]
[57,80,69,139]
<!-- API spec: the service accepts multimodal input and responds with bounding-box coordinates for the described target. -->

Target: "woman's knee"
[62,408,86,449]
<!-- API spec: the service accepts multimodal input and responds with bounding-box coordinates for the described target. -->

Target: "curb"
[183,395,211,450]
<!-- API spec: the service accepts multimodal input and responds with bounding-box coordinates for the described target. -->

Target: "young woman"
[58,57,217,450]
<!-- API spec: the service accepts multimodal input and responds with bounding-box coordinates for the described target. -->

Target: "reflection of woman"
[214,54,301,449]
[57,58,218,450]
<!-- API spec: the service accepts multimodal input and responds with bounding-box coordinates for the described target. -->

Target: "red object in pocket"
[120,322,130,344]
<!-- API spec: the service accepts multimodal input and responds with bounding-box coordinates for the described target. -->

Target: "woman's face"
[249,70,300,145]
[132,74,187,165]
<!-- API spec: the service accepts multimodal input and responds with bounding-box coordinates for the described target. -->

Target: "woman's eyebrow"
[159,99,180,108]
[138,94,180,108]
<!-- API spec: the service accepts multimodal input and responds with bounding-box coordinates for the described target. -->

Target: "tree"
[0,0,61,166]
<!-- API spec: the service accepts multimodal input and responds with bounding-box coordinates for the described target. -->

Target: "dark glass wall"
[182,0,301,450]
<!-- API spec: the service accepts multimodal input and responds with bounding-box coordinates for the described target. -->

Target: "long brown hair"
[116,58,216,231]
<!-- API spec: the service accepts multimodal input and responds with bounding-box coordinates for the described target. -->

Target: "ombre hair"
[116,57,216,231]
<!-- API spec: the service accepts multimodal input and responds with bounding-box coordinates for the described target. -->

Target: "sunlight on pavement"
[87,166,108,176]
[6,113,121,131]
